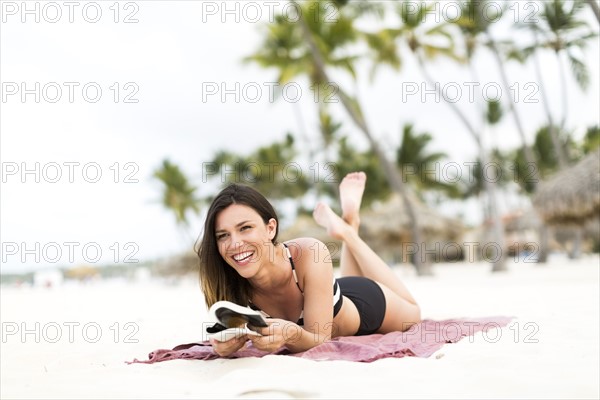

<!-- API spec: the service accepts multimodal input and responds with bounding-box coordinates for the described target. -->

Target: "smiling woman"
[197,172,421,356]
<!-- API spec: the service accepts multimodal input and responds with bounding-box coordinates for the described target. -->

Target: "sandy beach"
[1,255,598,399]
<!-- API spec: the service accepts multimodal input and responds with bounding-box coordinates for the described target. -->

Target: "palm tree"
[334,135,392,209]
[396,123,460,200]
[456,0,540,192]
[300,1,437,274]
[153,159,201,241]
[510,124,579,193]
[518,0,598,168]
[244,2,355,201]
[535,0,598,128]
[581,125,600,154]
[586,0,600,23]
[515,33,568,169]
[375,1,507,270]
[248,1,432,274]
[206,133,310,202]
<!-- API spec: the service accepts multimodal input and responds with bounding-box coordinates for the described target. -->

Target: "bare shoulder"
[283,237,331,269]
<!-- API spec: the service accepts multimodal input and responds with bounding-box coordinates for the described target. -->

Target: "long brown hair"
[197,183,279,308]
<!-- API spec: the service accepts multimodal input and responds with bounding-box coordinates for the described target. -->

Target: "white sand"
[1,256,598,399]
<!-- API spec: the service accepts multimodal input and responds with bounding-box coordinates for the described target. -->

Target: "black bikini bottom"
[338,276,386,336]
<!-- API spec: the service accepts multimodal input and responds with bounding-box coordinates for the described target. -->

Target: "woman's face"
[214,204,277,277]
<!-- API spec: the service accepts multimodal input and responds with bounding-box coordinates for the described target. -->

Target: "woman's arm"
[251,238,337,353]
[249,317,334,353]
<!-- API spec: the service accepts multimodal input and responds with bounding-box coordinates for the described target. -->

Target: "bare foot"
[339,171,366,228]
[313,202,350,241]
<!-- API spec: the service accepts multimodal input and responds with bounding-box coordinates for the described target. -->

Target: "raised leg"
[313,202,418,306]
[340,171,366,228]
[313,201,421,331]
[338,172,366,278]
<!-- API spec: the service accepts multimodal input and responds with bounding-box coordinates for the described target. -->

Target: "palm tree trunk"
[295,8,430,274]
[585,0,600,24]
[556,50,570,131]
[467,62,486,132]
[292,102,317,178]
[317,102,340,200]
[417,55,507,272]
[294,100,338,202]
[469,62,497,228]
[292,102,312,158]
[487,37,540,191]
[538,223,550,263]
[531,36,568,168]
[479,147,507,271]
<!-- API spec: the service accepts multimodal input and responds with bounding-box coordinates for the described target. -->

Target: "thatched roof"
[360,193,465,242]
[533,149,600,225]
[502,209,542,232]
[279,194,465,264]
[280,193,464,244]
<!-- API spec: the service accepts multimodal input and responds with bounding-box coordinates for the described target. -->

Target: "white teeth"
[233,251,253,262]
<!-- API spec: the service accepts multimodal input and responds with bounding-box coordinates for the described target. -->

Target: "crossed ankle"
[342,217,360,230]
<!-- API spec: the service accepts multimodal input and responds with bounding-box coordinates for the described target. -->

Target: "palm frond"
[567,52,590,90]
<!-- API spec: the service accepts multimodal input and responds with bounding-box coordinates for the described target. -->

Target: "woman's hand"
[249,318,302,353]
[209,335,248,357]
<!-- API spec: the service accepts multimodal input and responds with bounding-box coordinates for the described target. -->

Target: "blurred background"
[1,0,599,286]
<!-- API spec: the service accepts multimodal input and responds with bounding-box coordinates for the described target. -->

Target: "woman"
[198,172,421,356]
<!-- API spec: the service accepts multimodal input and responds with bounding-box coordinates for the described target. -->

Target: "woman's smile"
[215,203,277,273]
[231,250,255,265]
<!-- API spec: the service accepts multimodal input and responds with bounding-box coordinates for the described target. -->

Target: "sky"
[1,1,599,273]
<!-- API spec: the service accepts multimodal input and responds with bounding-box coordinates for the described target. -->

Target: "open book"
[205,301,268,342]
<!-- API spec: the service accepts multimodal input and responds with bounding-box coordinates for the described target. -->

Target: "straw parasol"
[360,193,464,240]
[502,209,543,256]
[280,193,465,264]
[533,149,600,226]
[359,193,465,263]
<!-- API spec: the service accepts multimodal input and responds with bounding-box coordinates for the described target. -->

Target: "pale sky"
[1,1,599,273]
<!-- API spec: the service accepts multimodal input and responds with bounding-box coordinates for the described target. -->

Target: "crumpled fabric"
[128,316,512,364]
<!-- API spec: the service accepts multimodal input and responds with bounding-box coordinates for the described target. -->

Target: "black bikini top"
[249,243,343,326]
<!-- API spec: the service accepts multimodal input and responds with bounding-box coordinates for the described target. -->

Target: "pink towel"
[128,317,512,364]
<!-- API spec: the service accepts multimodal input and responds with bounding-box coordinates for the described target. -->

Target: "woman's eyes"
[216,226,252,240]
